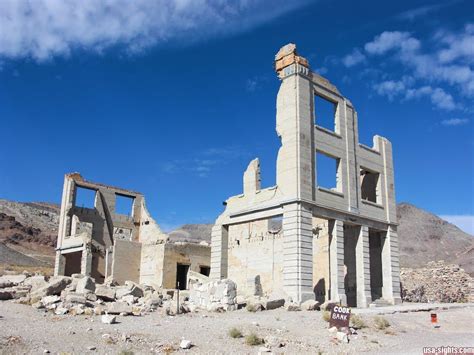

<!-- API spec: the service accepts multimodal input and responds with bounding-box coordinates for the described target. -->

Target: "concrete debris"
[76,277,96,294]
[301,299,321,311]
[285,303,301,312]
[264,298,285,310]
[189,279,237,311]
[101,314,116,324]
[95,285,116,302]
[179,339,192,349]
[336,331,349,343]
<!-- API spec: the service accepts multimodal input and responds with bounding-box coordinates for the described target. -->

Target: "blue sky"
[0,0,473,234]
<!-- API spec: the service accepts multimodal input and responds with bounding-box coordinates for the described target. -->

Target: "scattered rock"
[336,331,349,343]
[107,301,132,315]
[95,285,116,302]
[179,339,192,349]
[301,299,320,311]
[286,303,301,311]
[101,314,116,324]
[0,289,14,300]
[264,298,285,310]
[87,346,96,351]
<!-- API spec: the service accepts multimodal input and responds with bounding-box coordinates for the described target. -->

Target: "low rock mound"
[400,261,473,303]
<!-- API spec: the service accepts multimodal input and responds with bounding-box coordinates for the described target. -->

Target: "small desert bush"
[350,314,367,329]
[245,332,264,346]
[228,327,243,339]
[322,310,331,322]
[246,303,257,312]
[373,316,390,330]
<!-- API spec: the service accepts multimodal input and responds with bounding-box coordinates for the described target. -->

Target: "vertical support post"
[356,225,372,308]
[329,219,347,305]
[210,224,228,280]
[54,251,65,276]
[382,226,402,304]
[282,202,313,303]
[81,244,92,276]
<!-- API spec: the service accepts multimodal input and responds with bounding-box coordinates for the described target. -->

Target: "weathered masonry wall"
[55,173,211,289]
[211,44,401,307]
[227,218,284,296]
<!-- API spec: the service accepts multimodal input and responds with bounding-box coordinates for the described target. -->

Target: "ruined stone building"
[54,173,210,290]
[210,44,401,307]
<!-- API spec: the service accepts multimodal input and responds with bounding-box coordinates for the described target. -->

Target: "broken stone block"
[41,295,61,306]
[336,331,349,343]
[264,298,285,310]
[65,292,87,304]
[179,339,192,349]
[24,276,48,292]
[0,289,14,300]
[115,286,132,299]
[107,301,133,315]
[286,303,301,311]
[301,299,320,311]
[122,295,136,305]
[0,274,27,285]
[101,314,116,324]
[70,305,85,315]
[95,285,116,302]
[0,280,14,289]
[11,286,30,299]
[76,276,96,294]
[55,306,69,315]
[32,301,44,309]
[144,293,162,308]
[85,292,97,302]
[31,276,72,298]
[124,281,144,298]
[94,306,104,315]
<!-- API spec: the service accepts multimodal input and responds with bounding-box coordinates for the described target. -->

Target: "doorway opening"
[369,230,383,301]
[64,251,82,276]
[176,264,190,290]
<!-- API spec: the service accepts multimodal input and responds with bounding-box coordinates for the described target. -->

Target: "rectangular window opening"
[199,266,210,277]
[115,194,135,216]
[314,94,337,132]
[75,187,96,209]
[360,168,380,203]
[316,152,342,192]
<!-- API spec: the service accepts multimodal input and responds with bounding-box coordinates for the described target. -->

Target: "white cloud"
[441,118,470,126]
[0,0,308,61]
[440,215,474,235]
[374,80,456,110]
[364,31,420,55]
[396,2,458,22]
[342,48,365,67]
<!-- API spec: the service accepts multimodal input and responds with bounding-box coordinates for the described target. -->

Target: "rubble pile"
[0,273,198,316]
[400,261,473,303]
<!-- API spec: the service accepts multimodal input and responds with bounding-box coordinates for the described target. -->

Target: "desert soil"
[0,302,473,354]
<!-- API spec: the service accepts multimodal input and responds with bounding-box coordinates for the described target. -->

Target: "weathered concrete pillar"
[329,219,347,304]
[282,202,313,303]
[382,226,402,304]
[54,251,65,276]
[210,224,228,280]
[81,244,92,276]
[356,225,372,307]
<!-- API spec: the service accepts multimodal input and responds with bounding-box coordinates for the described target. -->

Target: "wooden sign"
[329,305,351,329]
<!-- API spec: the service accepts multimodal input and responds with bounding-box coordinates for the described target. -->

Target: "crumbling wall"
[161,243,211,289]
[227,219,284,297]
[139,244,165,287]
[111,240,141,284]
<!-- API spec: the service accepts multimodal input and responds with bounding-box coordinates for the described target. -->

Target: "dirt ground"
[0,301,473,354]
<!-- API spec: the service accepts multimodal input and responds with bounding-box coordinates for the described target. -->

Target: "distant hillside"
[397,202,474,275]
[0,199,472,275]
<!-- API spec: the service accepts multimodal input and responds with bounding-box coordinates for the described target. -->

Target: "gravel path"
[0,301,473,354]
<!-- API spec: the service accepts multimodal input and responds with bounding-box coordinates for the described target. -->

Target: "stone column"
[54,251,65,276]
[210,224,228,280]
[81,244,92,276]
[329,219,347,304]
[355,225,372,307]
[282,202,313,303]
[382,226,402,304]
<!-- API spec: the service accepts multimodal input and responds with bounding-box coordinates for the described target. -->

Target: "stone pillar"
[54,251,65,276]
[210,224,228,280]
[355,225,372,307]
[282,202,313,303]
[329,219,347,304]
[81,244,92,276]
[382,226,402,304]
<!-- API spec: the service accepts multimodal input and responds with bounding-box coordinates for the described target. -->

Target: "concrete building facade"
[210,44,401,307]
[54,173,210,290]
